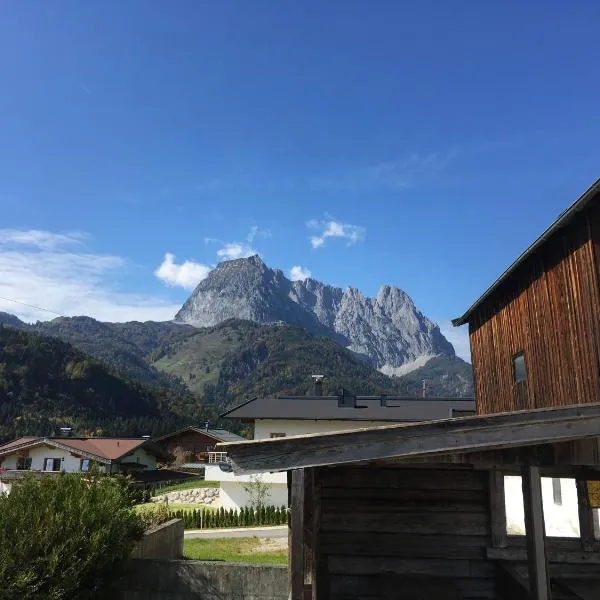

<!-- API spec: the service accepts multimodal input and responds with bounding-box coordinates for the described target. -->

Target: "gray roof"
[207,429,247,442]
[221,396,475,422]
[453,177,600,326]
[153,426,245,444]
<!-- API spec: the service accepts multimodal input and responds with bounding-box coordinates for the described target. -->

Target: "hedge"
[168,505,288,529]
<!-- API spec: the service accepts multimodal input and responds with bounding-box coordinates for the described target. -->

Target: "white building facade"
[208,394,476,510]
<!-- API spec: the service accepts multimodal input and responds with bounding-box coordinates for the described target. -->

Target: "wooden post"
[576,479,595,551]
[521,462,550,600]
[489,470,508,548]
[290,469,305,600]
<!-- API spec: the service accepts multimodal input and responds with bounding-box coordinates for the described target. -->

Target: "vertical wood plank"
[311,469,327,600]
[489,470,507,548]
[290,469,305,600]
[576,479,595,551]
[522,462,550,600]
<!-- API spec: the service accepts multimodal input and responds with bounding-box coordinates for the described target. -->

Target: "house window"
[44,458,62,472]
[513,352,527,383]
[80,458,91,472]
[16,457,32,471]
[270,433,286,438]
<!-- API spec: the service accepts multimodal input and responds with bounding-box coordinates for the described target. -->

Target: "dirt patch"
[258,538,288,552]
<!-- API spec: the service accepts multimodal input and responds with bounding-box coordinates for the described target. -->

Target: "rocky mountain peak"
[174,256,456,374]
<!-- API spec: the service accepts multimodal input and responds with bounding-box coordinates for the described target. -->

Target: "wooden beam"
[290,469,305,600]
[576,479,595,551]
[522,462,550,600]
[224,403,600,474]
[489,470,508,548]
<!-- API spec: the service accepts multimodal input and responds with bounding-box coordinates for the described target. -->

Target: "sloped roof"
[153,426,245,444]
[453,178,600,326]
[221,396,475,422]
[221,402,600,474]
[0,436,38,451]
[0,436,169,463]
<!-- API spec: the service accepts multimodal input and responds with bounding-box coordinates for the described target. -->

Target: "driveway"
[184,525,287,539]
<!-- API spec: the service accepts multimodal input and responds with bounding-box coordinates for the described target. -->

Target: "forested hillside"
[0,326,209,443]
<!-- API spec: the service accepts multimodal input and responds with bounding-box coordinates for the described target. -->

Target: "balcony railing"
[207,452,229,464]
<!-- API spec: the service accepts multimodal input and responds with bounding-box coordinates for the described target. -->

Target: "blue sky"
[1,1,600,361]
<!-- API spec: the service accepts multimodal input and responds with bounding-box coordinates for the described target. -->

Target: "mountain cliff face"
[175,255,455,374]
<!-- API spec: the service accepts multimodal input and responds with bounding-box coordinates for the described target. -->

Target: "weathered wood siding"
[469,209,600,414]
[318,466,495,599]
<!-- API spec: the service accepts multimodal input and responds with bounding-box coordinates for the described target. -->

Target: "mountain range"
[0,256,473,437]
[176,255,456,376]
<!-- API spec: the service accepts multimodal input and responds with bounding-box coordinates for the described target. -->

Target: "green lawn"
[152,480,220,495]
[135,502,216,514]
[184,537,287,565]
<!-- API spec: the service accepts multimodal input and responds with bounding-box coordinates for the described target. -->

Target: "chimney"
[200,420,210,431]
[59,427,72,438]
[422,379,427,398]
[311,375,324,396]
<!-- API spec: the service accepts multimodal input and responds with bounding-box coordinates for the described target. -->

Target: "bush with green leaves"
[0,473,143,600]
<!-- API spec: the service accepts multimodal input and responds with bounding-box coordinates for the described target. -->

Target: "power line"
[0,295,65,317]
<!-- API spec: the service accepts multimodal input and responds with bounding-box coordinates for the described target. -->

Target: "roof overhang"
[0,438,111,465]
[220,403,600,474]
[453,178,600,327]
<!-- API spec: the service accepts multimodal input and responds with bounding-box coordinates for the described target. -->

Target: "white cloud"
[307,218,365,249]
[289,265,312,281]
[0,231,180,323]
[216,242,256,260]
[154,253,211,290]
[439,321,471,363]
[247,226,271,243]
[0,229,86,250]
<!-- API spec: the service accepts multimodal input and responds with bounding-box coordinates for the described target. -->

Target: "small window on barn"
[504,475,579,537]
[513,352,527,383]
[270,433,286,438]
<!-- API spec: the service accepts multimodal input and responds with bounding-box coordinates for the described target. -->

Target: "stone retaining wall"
[152,486,220,506]
[120,559,288,600]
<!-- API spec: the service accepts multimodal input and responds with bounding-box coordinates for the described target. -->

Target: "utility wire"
[0,295,65,317]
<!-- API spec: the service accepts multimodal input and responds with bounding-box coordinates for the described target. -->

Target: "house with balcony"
[153,425,245,465]
[0,435,170,493]
[206,392,475,509]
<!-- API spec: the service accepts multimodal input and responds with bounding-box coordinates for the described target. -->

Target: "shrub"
[139,502,171,531]
[0,473,143,600]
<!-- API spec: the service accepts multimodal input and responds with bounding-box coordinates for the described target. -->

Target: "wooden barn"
[453,178,600,414]
[223,404,600,600]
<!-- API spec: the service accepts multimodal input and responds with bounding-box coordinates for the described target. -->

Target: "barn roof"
[220,402,600,474]
[221,396,475,422]
[453,178,600,326]
[153,426,245,444]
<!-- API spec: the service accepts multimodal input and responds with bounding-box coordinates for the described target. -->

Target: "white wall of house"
[253,419,392,440]
[219,481,288,511]
[0,445,84,472]
[119,447,157,470]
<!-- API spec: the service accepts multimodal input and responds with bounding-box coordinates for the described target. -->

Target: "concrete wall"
[120,559,288,600]
[131,519,185,560]
[253,418,392,439]
[219,481,288,511]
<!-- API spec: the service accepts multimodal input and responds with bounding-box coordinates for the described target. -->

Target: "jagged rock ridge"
[175,255,455,374]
